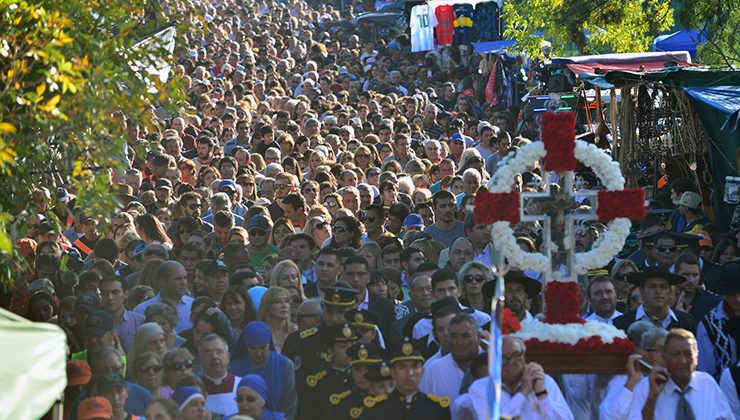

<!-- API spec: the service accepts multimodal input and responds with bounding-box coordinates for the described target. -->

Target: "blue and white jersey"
[410,4,437,52]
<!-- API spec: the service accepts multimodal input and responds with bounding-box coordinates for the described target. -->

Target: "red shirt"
[435,5,455,45]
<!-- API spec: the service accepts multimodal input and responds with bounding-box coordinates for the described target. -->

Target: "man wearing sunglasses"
[245,215,278,274]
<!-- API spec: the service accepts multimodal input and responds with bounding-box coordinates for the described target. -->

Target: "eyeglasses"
[236,395,258,403]
[188,204,201,210]
[502,352,524,365]
[334,226,348,233]
[656,246,677,253]
[324,201,338,207]
[303,188,316,194]
[356,154,369,159]
[464,275,485,284]
[249,229,268,236]
[168,360,193,371]
[139,365,163,374]
[313,222,327,231]
[277,184,292,190]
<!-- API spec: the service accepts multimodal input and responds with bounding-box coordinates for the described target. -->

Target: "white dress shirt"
[585,310,622,325]
[412,303,491,340]
[627,371,733,420]
[634,305,678,330]
[498,375,574,420]
[719,367,740,419]
[420,353,466,400]
[598,374,634,420]
[453,376,573,420]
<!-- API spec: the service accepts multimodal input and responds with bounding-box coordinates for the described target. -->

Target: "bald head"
[449,238,474,270]
[159,260,188,299]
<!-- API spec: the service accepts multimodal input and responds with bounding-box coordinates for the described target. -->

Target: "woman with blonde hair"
[258,286,298,352]
[358,242,382,271]
[138,259,165,292]
[457,261,493,312]
[269,260,304,297]
[304,216,332,248]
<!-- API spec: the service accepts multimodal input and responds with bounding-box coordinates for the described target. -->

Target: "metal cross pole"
[488,246,508,420]
[519,172,599,283]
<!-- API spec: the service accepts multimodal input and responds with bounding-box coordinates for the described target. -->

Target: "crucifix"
[519,171,598,282]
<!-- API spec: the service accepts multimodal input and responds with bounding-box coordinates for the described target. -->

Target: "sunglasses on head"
[169,359,193,371]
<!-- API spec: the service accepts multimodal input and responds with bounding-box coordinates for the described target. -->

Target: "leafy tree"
[503,0,674,57]
[0,0,187,282]
[675,0,739,67]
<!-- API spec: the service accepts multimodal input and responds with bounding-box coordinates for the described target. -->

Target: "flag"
[487,272,505,420]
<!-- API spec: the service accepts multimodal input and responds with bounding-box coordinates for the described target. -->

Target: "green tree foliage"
[675,0,739,67]
[503,0,674,57]
[0,0,187,281]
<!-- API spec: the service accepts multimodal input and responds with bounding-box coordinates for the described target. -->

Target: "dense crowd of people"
[5,0,740,419]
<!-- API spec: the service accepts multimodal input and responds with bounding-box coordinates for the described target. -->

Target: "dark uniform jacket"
[613,308,697,334]
[358,389,451,420]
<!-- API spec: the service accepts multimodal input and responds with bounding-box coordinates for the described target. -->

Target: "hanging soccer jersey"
[410,4,438,52]
[475,2,500,42]
[435,5,455,45]
[453,4,474,45]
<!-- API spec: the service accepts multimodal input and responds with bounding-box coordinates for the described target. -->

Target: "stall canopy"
[473,39,515,55]
[605,68,740,229]
[553,51,693,77]
[654,29,705,59]
[0,308,67,419]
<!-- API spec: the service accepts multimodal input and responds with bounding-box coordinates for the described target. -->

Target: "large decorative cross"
[474,109,647,323]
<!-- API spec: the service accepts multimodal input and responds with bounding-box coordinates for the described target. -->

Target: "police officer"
[298,323,357,420]
[359,338,451,420]
[345,308,384,347]
[325,343,385,419]
[282,284,359,376]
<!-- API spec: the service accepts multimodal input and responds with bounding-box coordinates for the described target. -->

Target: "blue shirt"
[134,294,194,333]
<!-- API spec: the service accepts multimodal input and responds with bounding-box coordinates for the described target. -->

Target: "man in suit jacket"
[614,266,697,333]
[342,255,395,340]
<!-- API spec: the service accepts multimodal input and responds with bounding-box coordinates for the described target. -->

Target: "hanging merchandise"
[435,4,455,46]
[474,2,500,42]
[485,55,507,106]
[453,3,474,46]
[410,4,438,52]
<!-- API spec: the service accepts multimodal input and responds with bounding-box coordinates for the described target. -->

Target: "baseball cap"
[77,397,112,420]
[67,360,92,387]
[679,191,702,210]
[248,215,270,230]
[403,213,424,228]
[84,310,114,336]
[28,278,55,295]
[155,178,173,190]
[95,371,127,390]
[201,259,229,277]
[75,294,103,313]
[219,179,238,192]
[451,133,465,143]
[141,243,169,259]
[695,230,713,248]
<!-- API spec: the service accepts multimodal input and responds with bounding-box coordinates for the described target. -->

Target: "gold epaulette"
[330,389,352,405]
[350,406,363,419]
[363,394,387,408]
[300,327,318,339]
[306,370,327,387]
[427,393,450,408]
